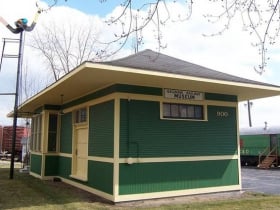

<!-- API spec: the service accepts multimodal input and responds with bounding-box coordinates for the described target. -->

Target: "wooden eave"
[12,61,280,118]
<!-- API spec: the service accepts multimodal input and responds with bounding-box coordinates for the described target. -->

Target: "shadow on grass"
[0,167,113,210]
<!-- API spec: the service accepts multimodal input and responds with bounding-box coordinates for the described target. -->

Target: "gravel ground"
[241,167,280,195]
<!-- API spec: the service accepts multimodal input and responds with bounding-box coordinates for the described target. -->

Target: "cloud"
[139,1,280,127]
[239,96,280,127]
[141,2,267,81]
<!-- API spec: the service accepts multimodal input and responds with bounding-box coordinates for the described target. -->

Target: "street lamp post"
[9,31,24,179]
[0,9,41,179]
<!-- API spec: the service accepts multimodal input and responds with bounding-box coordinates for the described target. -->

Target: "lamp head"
[15,18,28,28]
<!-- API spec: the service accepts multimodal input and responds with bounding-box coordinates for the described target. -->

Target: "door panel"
[73,125,88,180]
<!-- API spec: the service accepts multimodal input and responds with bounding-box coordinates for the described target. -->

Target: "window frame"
[30,114,42,152]
[74,107,88,124]
[162,102,205,121]
[47,113,59,152]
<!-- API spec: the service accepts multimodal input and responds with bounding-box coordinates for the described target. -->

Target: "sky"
[1,0,280,128]
[43,0,120,16]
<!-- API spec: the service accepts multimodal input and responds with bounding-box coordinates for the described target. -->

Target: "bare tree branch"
[39,0,280,75]
[92,0,193,58]
[203,0,280,74]
[28,18,100,81]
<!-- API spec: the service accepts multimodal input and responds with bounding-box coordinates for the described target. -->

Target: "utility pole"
[246,100,253,127]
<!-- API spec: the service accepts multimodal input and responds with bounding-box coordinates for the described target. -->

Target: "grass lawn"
[0,161,280,210]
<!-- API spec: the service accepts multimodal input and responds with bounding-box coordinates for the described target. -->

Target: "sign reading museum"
[164,88,204,100]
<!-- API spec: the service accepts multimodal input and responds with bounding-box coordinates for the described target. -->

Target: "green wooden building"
[16,50,280,202]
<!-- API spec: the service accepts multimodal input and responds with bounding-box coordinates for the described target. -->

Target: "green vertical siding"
[88,100,114,157]
[120,99,237,157]
[115,84,162,96]
[57,156,72,179]
[205,93,237,102]
[45,155,58,176]
[64,84,163,108]
[88,161,113,195]
[30,154,42,175]
[60,112,72,154]
[119,159,239,194]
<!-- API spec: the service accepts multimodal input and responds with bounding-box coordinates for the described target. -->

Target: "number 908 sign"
[216,111,229,117]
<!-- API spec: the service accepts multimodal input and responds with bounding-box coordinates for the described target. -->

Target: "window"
[48,114,58,152]
[163,103,204,120]
[74,108,87,123]
[30,114,42,152]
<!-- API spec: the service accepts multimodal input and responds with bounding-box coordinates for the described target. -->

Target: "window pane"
[195,106,203,119]
[48,133,57,151]
[30,120,35,151]
[75,110,80,123]
[80,108,87,122]
[163,103,171,117]
[186,106,194,118]
[171,104,179,117]
[179,104,187,118]
[75,108,87,123]
[37,116,42,152]
[48,114,58,152]
[31,115,42,152]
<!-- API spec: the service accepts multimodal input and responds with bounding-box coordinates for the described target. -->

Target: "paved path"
[242,167,280,195]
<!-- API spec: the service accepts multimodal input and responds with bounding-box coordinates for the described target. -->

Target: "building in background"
[0,126,30,161]
[0,126,3,152]
[240,125,280,168]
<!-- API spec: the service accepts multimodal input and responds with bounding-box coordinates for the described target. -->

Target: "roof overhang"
[14,62,280,117]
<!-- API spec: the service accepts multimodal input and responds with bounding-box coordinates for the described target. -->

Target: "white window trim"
[160,102,208,121]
